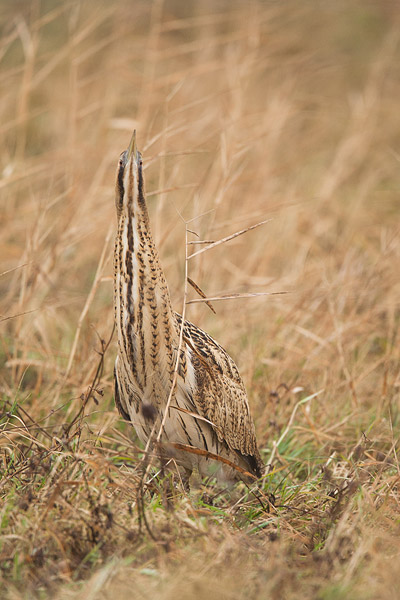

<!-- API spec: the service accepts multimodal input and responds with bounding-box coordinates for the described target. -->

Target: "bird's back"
[177,314,264,479]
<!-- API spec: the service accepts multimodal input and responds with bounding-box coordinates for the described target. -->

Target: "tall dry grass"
[1,1,400,598]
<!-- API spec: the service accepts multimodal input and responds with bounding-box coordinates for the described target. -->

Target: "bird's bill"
[127,129,137,161]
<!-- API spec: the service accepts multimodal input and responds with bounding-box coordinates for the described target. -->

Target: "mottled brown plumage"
[113,132,264,483]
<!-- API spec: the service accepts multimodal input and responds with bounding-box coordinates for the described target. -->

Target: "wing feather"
[176,314,263,476]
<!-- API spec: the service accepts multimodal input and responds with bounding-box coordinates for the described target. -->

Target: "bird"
[113,131,264,485]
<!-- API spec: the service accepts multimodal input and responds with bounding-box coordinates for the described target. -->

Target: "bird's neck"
[113,195,179,392]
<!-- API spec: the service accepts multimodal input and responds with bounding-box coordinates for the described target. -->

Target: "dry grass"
[1,0,400,598]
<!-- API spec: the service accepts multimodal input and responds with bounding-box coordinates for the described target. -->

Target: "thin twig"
[186,291,288,304]
[188,218,272,259]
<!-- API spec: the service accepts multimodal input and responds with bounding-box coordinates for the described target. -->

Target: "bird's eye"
[118,151,128,168]
[139,159,143,167]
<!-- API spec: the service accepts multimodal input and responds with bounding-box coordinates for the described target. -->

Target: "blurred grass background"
[1,1,400,598]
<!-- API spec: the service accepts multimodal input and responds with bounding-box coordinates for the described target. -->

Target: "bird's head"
[115,130,144,218]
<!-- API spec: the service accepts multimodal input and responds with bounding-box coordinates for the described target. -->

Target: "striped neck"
[113,167,178,395]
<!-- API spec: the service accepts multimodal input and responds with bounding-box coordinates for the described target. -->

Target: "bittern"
[113,131,264,484]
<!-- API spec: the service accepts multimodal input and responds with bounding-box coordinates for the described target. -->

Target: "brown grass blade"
[0,263,30,278]
[170,442,257,480]
[187,277,216,313]
[0,308,40,323]
[188,218,272,259]
[186,291,288,304]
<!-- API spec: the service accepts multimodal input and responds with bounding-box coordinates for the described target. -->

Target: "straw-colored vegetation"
[1,1,400,598]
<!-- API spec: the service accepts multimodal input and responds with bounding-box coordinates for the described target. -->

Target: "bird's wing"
[177,315,263,475]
